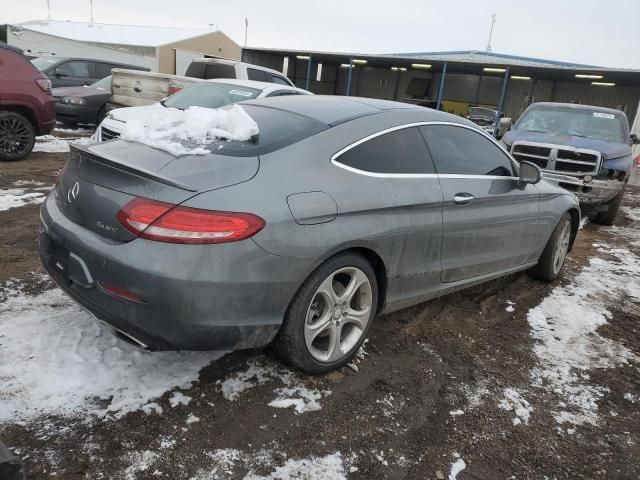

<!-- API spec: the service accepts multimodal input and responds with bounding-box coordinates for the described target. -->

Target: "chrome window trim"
[330,121,520,179]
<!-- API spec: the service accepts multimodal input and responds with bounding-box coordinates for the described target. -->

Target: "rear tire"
[528,212,573,282]
[272,253,378,374]
[593,186,625,226]
[0,111,35,161]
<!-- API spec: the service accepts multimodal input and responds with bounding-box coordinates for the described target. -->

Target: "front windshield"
[31,57,64,71]
[163,82,262,110]
[515,106,625,143]
[91,75,112,90]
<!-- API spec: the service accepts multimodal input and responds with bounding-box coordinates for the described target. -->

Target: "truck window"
[203,63,236,79]
[271,75,292,86]
[247,68,269,82]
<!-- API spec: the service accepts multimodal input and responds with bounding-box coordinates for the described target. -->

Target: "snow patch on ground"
[169,391,192,408]
[32,134,93,153]
[505,300,516,313]
[0,188,46,211]
[346,338,369,372]
[124,450,159,480]
[499,388,533,425]
[218,358,331,414]
[120,104,259,156]
[621,206,640,223]
[449,454,466,480]
[527,242,639,426]
[245,453,347,480]
[0,287,225,423]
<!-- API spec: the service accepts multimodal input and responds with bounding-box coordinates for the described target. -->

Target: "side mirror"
[631,133,640,145]
[54,67,69,77]
[519,161,542,185]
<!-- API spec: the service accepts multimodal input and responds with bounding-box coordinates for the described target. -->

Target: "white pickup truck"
[108,58,294,109]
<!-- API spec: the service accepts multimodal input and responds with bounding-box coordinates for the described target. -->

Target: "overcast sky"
[6,0,640,68]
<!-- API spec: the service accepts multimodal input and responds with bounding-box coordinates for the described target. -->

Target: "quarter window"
[336,127,436,174]
[421,125,514,176]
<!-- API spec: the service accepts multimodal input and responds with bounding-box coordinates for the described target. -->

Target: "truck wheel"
[528,212,573,282]
[593,186,625,226]
[272,253,378,374]
[0,111,35,161]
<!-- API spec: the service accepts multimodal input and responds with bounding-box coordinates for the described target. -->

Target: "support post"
[436,62,447,110]
[346,57,353,96]
[494,68,510,137]
[305,55,312,91]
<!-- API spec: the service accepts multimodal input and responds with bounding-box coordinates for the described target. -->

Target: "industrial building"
[7,20,241,73]
[242,48,640,128]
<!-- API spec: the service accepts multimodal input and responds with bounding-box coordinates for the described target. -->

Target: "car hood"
[107,104,162,123]
[504,130,631,160]
[52,86,109,98]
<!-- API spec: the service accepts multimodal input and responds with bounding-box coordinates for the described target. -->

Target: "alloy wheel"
[553,219,571,274]
[304,266,373,363]
[0,117,32,157]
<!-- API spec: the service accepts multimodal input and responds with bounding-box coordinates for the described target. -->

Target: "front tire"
[272,253,378,374]
[0,111,35,161]
[528,212,573,282]
[593,186,625,226]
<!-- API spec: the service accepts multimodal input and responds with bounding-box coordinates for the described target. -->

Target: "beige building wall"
[157,31,241,74]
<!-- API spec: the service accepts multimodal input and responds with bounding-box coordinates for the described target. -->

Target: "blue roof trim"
[391,50,598,68]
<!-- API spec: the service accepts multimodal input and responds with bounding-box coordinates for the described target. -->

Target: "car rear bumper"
[542,172,622,206]
[54,103,98,125]
[39,192,313,351]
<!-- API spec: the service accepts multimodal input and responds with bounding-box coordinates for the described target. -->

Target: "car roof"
[33,56,145,68]
[0,42,25,56]
[528,102,624,115]
[190,58,284,76]
[241,95,457,126]
[204,78,310,94]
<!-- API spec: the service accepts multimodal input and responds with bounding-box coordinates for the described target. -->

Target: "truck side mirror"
[631,133,640,145]
[519,161,542,185]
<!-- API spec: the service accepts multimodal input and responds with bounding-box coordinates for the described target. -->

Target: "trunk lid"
[56,141,259,241]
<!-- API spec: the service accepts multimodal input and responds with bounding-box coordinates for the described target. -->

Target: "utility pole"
[46,0,51,20]
[90,0,94,23]
[244,17,248,47]
[486,13,496,52]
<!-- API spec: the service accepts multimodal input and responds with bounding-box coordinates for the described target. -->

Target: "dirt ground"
[1,138,639,479]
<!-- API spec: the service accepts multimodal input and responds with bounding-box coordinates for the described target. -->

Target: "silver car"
[39,95,580,373]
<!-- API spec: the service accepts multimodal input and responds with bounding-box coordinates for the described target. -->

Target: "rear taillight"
[117,197,265,244]
[168,85,183,95]
[35,78,52,93]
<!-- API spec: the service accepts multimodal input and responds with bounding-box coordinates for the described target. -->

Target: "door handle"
[453,193,475,205]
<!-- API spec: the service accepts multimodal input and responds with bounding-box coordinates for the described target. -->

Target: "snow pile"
[449,454,466,480]
[499,388,532,425]
[32,134,93,153]
[0,188,46,211]
[0,287,225,423]
[219,358,331,414]
[120,104,259,156]
[527,243,639,426]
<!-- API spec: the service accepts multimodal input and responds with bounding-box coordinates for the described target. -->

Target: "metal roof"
[390,50,599,68]
[11,20,213,47]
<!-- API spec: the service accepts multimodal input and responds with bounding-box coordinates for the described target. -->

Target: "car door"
[52,60,92,87]
[420,124,540,283]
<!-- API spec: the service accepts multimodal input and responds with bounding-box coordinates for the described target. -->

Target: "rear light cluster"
[167,85,183,95]
[35,78,52,94]
[117,197,265,244]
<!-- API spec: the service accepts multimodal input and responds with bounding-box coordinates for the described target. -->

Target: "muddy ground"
[1,138,639,479]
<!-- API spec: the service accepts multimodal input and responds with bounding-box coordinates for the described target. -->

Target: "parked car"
[31,56,149,88]
[109,58,295,109]
[467,106,511,138]
[96,79,311,141]
[40,95,580,373]
[53,75,112,126]
[502,102,639,225]
[0,42,55,161]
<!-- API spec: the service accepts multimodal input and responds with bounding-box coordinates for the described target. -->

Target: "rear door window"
[57,61,90,78]
[421,125,514,176]
[335,127,436,174]
[91,62,113,78]
[202,63,236,79]
[247,68,269,82]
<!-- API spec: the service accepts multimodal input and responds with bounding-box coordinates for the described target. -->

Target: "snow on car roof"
[13,20,212,47]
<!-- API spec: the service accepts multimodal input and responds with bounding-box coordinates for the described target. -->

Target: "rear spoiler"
[71,144,198,192]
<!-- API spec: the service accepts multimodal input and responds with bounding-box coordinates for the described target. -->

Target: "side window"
[203,63,236,79]
[92,62,113,78]
[421,125,514,176]
[267,90,301,97]
[57,61,90,78]
[335,127,436,174]
[247,68,269,82]
[271,75,291,86]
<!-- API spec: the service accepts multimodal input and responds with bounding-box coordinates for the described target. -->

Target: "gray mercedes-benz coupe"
[40,95,580,373]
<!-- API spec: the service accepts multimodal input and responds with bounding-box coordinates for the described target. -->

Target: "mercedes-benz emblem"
[67,181,80,203]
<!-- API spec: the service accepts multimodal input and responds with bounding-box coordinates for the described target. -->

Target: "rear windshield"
[31,56,64,71]
[204,105,328,157]
[163,82,261,110]
[515,106,627,143]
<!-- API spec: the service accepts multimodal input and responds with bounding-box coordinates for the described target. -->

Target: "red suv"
[0,43,55,161]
